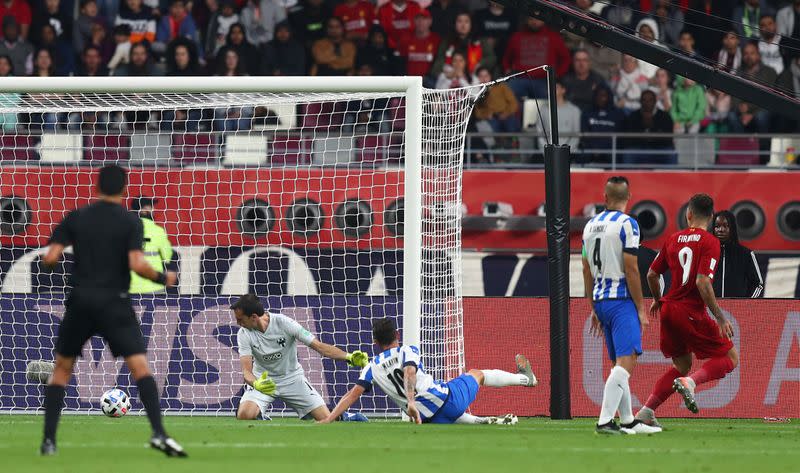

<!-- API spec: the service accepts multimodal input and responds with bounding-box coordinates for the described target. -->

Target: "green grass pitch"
[2,416,797,473]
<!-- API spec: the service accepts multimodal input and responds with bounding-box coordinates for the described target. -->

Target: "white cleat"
[515,354,538,387]
[620,420,663,435]
[487,414,519,425]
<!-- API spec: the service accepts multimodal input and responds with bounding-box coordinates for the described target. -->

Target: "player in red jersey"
[333,0,375,42]
[376,0,423,48]
[636,194,739,427]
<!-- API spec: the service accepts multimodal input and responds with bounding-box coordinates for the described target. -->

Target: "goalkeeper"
[232,294,368,421]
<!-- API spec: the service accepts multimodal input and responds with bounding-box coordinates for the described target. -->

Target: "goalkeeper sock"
[136,376,166,437]
[481,370,529,387]
[598,366,628,425]
[644,367,682,411]
[690,356,735,386]
[43,384,66,442]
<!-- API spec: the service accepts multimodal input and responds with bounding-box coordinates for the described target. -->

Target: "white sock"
[481,369,529,387]
[598,366,630,425]
[455,413,484,424]
[617,368,634,425]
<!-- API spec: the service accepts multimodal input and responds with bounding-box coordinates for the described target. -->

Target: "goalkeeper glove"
[253,372,276,396]
[345,350,369,368]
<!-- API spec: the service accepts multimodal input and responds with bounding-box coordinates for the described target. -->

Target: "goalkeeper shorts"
[240,376,325,419]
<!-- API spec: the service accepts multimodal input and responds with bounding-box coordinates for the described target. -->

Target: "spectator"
[652,0,683,46]
[310,17,356,75]
[428,0,462,38]
[610,54,648,113]
[107,24,132,74]
[621,89,675,165]
[0,55,19,131]
[758,14,784,75]
[634,17,665,79]
[36,24,74,76]
[342,64,391,135]
[205,0,239,57]
[777,0,800,53]
[650,68,672,112]
[727,101,763,133]
[678,30,699,59]
[155,0,203,57]
[262,20,305,75]
[503,17,570,100]
[711,210,764,298]
[731,41,777,132]
[74,0,107,54]
[0,0,31,40]
[224,23,260,75]
[216,46,247,75]
[240,0,286,47]
[430,12,494,77]
[580,85,624,164]
[113,41,161,75]
[704,88,731,130]
[435,50,474,88]
[561,49,606,113]
[539,79,581,151]
[115,0,157,45]
[603,0,636,30]
[333,0,375,43]
[0,17,33,76]
[88,21,114,64]
[376,0,422,49]
[473,1,516,60]
[775,58,800,131]
[166,38,202,75]
[357,25,401,75]
[670,76,706,133]
[288,0,331,46]
[686,0,732,59]
[396,10,440,84]
[733,0,774,40]
[715,31,741,72]
[32,47,56,76]
[473,66,520,135]
[31,0,72,47]
[76,45,109,76]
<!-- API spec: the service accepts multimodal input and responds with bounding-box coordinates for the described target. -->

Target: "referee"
[40,165,186,457]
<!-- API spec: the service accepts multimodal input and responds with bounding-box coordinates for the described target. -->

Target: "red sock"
[690,356,735,386]
[644,367,682,411]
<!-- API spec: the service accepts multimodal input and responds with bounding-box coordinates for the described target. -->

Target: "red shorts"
[659,301,734,359]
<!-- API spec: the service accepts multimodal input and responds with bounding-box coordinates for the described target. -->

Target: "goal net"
[0,77,480,416]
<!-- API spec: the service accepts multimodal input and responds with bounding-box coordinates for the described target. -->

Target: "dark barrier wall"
[464,298,799,418]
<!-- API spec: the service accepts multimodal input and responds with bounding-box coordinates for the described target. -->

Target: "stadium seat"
[0,135,36,160]
[269,135,311,165]
[83,134,131,161]
[356,135,384,163]
[38,133,82,162]
[388,97,406,131]
[301,102,346,131]
[128,132,171,164]
[171,133,219,164]
[717,137,761,165]
[312,135,354,165]
[223,133,268,165]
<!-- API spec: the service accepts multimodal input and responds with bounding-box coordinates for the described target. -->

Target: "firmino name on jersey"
[677,234,702,243]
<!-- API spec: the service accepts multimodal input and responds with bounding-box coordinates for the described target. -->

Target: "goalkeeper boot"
[620,420,663,435]
[635,407,663,429]
[39,438,57,456]
[515,354,538,387]
[595,421,623,435]
[487,414,518,425]
[673,377,699,414]
[150,435,188,458]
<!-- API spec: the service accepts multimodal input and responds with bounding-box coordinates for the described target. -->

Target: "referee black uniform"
[41,164,185,458]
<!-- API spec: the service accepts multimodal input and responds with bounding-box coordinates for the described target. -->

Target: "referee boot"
[150,435,188,457]
[39,438,57,456]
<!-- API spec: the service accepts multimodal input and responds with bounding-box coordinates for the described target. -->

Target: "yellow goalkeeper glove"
[253,372,276,396]
[345,350,369,368]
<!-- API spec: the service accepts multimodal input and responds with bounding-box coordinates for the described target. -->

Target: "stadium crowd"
[0,0,798,164]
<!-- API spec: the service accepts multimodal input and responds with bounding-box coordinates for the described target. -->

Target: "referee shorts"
[55,288,147,358]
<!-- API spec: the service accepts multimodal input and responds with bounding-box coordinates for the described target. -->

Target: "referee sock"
[136,376,166,437]
[43,384,66,442]
[598,366,628,425]
[690,356,735,386]
[644,367,682,411]
[481,370,529,387]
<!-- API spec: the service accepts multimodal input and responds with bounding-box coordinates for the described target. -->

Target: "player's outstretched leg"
[473,354,537,388]
[675,349,738,414]
[454,413,518,425]
[636,354,692,426]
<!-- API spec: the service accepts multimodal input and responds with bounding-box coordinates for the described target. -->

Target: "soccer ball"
[100,388,131,418]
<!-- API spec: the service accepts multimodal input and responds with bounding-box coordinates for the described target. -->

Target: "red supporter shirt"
[377,0,422,48]
[0,0,31,29]
[397,32,439,76]
[334,1,375,39]
[502,27,570,79]
[650,227,721,310]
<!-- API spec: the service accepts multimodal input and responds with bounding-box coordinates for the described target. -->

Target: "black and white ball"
[100,388,131,417]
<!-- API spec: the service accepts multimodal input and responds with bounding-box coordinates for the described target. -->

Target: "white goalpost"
[0,76,480,416]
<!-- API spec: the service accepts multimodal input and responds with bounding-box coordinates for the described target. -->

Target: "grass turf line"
[1,416,797,473]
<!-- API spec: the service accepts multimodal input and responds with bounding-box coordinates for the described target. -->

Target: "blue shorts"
[426,374,480,424]
[594,299,642,362]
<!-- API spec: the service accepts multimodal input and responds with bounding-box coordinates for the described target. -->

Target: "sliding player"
[232,294,368,421]
[320,317,537,425]
[636,194,738,427]
[582,176,661,435]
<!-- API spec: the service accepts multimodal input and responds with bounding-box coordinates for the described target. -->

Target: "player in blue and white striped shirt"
[320,318,538,425]
[581,176,661,435]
